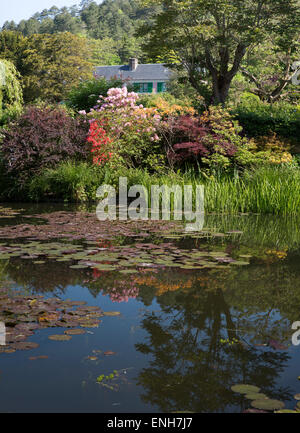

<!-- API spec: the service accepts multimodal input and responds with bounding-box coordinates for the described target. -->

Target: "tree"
[138,0,300,104]
[21,18,40,36]
[1,21,17,31]
[53,12,85,34]
[20,33,93,102]
[0,30,26,71]
[240,14,300,103]
[0,59,23,125]
[87,37,121,66]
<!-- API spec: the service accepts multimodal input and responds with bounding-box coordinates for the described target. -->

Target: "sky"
[0,0,101,27]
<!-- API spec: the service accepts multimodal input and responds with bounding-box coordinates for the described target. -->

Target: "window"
[157,82,166,93]
[133,82,153,93]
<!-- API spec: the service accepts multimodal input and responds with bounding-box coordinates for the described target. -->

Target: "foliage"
[0,30,26,71]
[28,161,105,202]
[139,0,300,104]
[0,59,23,125]
[66,77,129,113]
[1,0,160,63]
[1,106,90,186]
[19,32,93,103]
[240,36,300,103]
[202,165,300,215]
[9,159,300,214]
[85,87,166,171]
[87,120,113,166]
[232,100,300,143]
[160,106,265,171]
[87,37,121,66]
[137,92,196,118]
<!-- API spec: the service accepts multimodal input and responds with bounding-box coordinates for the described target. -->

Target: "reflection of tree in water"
[136,286,291,413]
[6,258,89,294]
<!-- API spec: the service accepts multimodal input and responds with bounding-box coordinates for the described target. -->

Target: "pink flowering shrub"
[86,87,166,171]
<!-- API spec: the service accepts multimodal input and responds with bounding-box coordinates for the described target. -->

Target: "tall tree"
[0,30,26,71]
[21,32,93,102]
[138,0,300,104]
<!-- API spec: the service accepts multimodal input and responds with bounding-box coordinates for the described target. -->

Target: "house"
[94,58,172,94]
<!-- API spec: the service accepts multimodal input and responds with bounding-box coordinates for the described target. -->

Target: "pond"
[0,203,300,413]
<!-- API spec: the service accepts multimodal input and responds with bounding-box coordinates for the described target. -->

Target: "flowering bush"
[160,106,277,172]
[137,93,196,118]
[86,87,166,171]
[87,120,112,166]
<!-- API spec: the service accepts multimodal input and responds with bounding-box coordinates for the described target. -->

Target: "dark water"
[0,203,300,413]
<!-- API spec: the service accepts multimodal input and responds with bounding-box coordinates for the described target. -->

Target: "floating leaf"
[103,311,121,317]
[245,393,269,400]
[64,329,86,335]
[231,384,261,394]
[48,334,72,341]
[275,410,299,413]
[242,409,268,413]
[251,399,285,411]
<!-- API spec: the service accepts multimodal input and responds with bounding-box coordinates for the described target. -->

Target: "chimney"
[129,58,138,71]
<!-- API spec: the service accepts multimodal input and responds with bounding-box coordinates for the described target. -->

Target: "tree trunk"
[211,76,232,105]
[205,44,247,105]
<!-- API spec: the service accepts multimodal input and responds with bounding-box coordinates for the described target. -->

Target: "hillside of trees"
[1,0,158,64]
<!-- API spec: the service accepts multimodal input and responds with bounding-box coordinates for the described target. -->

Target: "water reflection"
[0,207,300,412]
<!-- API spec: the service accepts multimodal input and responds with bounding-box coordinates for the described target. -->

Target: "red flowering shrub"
[87,120,112,166]
[1,106,90,185]
[162,108,239,168]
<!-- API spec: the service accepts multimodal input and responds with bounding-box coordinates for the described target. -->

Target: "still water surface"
[0,203,299,413]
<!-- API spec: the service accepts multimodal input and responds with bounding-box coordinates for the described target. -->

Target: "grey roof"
[94,63,172,81]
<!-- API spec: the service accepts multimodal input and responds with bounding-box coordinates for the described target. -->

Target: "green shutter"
[133,83,140,92]
[147,82,153,93]
[157,82,163,93]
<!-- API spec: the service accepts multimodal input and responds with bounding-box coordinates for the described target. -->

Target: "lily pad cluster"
[231,383,300,413]
[0,286,116,354]
[0,206,23,219]
[0,211,184,241]
[0,238,250,274]
[95,368,132,392]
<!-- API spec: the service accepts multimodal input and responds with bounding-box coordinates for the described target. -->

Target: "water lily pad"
[103,311,121,316]
[11,341,39,350]
[242,409,268,413]
[48,334,72,341]
[231,384,261,394]
[251,399,285,411]
[245,393,269,400]
[275,409,298,413]
[64,329,86,335]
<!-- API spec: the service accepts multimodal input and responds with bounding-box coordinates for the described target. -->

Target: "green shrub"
[28,161,105,202]
[66,77,133,113]
[232,100,300,143]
